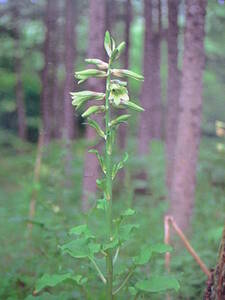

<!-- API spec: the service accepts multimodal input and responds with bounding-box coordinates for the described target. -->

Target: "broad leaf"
[134,244,172,265]
[69,224,94,239]
[35,273,87,293]
[135,275,180,293]
[61,238,100,259]
[119,223,139,242]
[103,238,119,251]
[104,31,112,57]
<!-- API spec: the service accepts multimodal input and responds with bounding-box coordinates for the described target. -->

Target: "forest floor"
[0,133,224,300]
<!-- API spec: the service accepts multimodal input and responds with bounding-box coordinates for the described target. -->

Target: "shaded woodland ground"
[0,0,224,299]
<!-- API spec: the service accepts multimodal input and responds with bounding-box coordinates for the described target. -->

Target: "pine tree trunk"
[118,0,132,151]
[165,0,180,191]
[151,0,162,139]
[12,3,27,140]
[41,0,55,143]
[82,0,106,212]
[170,0,207,231]
[63,0,77,141]
[138,0,162,158]
[138,0,153,157]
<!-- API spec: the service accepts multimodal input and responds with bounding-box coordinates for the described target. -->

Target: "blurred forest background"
[0,0,224,299]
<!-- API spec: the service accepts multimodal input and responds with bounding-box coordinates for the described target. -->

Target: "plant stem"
[113,267,134,295]
[105,60,113,300]
[89,257,106,284]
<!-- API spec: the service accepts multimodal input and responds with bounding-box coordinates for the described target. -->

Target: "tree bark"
[170,0,207,231]
[118,0,132,152]
[63,0,77,141]
[165,0,180,191]
[138,0,162,158]
[204,222,225,299]
[151,0,162,139]
[41,0,55,143]
[82,0,106,212]
[12,2,27,140]
[138,0,153,157]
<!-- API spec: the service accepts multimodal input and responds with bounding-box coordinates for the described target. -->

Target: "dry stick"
[164,215,211,278]
[164,216,172,300]
[27,129,44,236]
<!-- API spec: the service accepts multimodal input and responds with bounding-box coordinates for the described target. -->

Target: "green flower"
[109,83,129,107]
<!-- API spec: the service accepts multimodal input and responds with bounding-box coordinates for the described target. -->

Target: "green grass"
[0,133,224,299]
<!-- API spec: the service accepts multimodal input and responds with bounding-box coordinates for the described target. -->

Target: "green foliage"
[39,31,178,300]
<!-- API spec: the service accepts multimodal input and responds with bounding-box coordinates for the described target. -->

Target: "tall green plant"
[35,31,179,300]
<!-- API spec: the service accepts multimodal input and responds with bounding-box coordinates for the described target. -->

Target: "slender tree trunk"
[63,0,77,141]
[138,0,153,157]
[118,0,132,151]
[41,0,54,143]
[12,3,27,140]
[165,0,180,191]
[170,0,207,231]
[82,0,106,211]
[138,0,162,158]
[51,0,62,139]
[15,45,27,140]
[151,0,162,139]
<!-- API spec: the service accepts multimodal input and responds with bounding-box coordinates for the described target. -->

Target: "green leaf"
[35,273,87,293]
[104,31,112,57]
[122,101,144,112]
[85,58,108,70]
[112,69,144,81]
[69,224,94,239]
[110,114,131,128]
[97,198,107,210]
[103,238,119,251]
[89,149,106,174]
[128,286,138,296]
[61,238,100,259]
[71,91,104,110]
[135,275,180,293]
[60,238,89,258]
[82,105,105,118]
[75,69,107,83]
[121,208,135,217]
[86,118,106,139]
[133,244,172,265]
[119,224,139,242]
[115,42,126,60]
[112,152,129,180]
[96,178,106,192]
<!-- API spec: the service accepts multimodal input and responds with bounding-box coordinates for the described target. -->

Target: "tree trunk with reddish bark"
[118,0,132,152]
[41,0,55,143]
[170,0,207,231]
[165,0,180,192]
[138,0,162,159]
[82,0,106,211]
[63,0,77,141]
